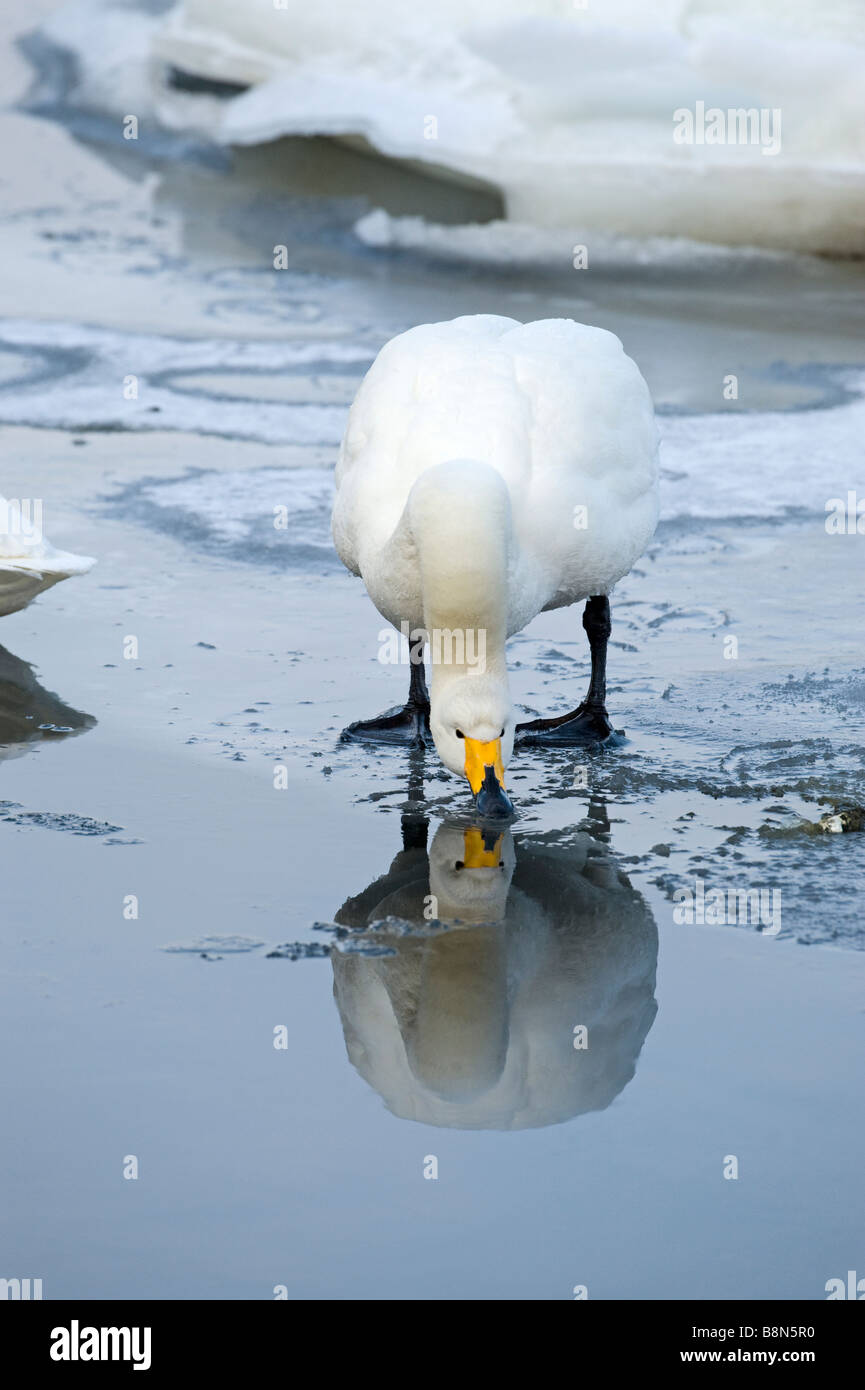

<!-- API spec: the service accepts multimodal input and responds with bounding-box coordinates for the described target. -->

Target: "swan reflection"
[330,782,658,1131]
[0,644,95,761]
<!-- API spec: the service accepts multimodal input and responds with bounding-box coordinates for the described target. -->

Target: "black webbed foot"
[515,701,624,747]
[340,701,432,748]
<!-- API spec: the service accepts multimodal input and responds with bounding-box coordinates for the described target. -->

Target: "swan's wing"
[332,315,523,571]
[497,318,660,601]
[500,317,659,495]
[332,315,658,591]
[336,314,522,487]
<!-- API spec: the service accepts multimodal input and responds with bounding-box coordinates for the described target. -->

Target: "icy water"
[1,2,864,1301]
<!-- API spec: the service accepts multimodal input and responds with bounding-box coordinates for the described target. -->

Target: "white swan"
[332,315,658,813]
[0,496,95,618]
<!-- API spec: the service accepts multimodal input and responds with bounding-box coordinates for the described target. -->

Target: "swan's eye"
[455,729,464,739]
[500,727,505,737]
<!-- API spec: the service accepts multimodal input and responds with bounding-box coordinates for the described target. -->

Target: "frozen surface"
[30,0,865,251]
[0,0,863,1302]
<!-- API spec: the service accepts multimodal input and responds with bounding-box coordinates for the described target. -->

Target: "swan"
[332,315,659,815]
[0,496,95,619]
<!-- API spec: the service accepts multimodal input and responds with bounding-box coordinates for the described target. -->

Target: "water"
[0,0,863,1302]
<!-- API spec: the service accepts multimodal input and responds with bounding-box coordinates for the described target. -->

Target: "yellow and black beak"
[458,827,504,869]
[463,737,514,819]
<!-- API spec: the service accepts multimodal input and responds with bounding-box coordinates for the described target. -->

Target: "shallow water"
[1,1,864,1301]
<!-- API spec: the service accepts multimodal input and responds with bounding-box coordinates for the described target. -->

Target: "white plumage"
[0,496,95,618]
[332,315,659,790]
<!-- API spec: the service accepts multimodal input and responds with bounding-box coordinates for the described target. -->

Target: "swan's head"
[430,674,515,818]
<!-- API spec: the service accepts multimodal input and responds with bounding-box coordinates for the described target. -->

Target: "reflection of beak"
[457,828,504,869]
[464,737,514,819]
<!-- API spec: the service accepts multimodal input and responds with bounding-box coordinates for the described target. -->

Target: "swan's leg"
[515,595,622,744]
[340,638,433,746]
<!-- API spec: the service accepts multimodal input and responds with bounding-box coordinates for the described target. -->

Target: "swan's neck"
[406,460,510,685]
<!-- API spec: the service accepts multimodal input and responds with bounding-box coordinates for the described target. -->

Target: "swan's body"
[332,315,659,804]
[0,496,95,618]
